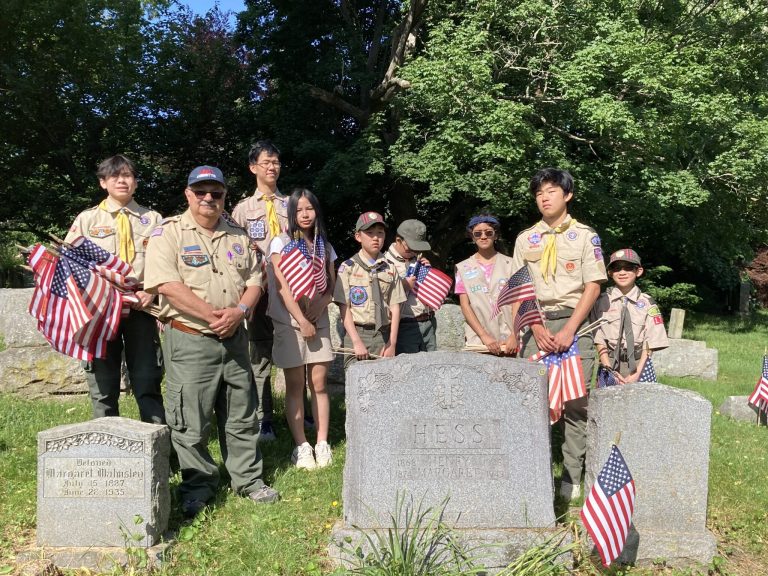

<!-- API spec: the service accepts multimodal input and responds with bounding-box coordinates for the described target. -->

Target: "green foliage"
[341,492,485,575]
[497,528,575,575]
[638,265,702,312]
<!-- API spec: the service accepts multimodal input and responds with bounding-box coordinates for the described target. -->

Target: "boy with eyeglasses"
[232,140,289,441]
[592,249,669,382]
[511,168,607,501]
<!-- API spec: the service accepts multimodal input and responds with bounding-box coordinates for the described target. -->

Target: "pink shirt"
[454,260,495,294]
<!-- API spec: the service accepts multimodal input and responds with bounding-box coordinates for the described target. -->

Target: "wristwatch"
[238,303,249,317]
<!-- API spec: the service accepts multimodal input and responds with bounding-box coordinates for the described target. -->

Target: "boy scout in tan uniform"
[231,140,289,440]
[512,168,607,501]
[385,219,437,353]
[65,154,164,424]
[334,212,406,368]
[593,249,669,379]
[145,165,278,518]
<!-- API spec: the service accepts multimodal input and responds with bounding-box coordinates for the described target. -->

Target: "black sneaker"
[259,421,277,441]
[304,415,316,430]
[181,499,208,519]
[247,485,280,504]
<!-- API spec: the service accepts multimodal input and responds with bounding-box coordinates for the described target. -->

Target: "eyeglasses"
[191,189,225,200]
[256,161,281,168]
[610,264,638,272]
[472,230,496,239]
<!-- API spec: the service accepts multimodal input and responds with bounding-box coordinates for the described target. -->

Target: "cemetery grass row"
[1,311,767,574]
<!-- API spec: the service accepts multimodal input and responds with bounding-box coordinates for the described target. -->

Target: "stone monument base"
[608,528,718,568]
[329,522,571,574]
[15,541,172,573]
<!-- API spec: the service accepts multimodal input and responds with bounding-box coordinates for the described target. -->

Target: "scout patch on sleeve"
[89,226,115,239]
[653,315,664,325]
[591,235,602,246]
[247,218,267,241]
[594,247,603,261]
[648,305,661,317]
[151,227,164,237]
[350,286,368,306]
[181,254,210,267]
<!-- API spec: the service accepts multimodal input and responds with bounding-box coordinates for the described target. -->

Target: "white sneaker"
[291,442,316,470]
[560,481,581,500]
[314,441,333,468]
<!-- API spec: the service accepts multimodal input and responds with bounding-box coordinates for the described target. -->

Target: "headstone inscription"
[331,351,563,571]
[37,417,170,548]
[585,383,716,567]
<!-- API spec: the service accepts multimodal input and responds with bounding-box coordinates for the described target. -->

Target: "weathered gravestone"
[331,351,562,571]
[36,417,170,553]
[585,383,716,567]
[718,396,767,425]
[652,339,718,381]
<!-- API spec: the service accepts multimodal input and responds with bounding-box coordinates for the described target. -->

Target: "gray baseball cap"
[396,219,431,252]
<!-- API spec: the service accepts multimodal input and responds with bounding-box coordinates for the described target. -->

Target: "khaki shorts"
[272,320,333,369]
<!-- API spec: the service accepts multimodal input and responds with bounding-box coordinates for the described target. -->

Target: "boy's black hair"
[96,155,136,180]
[529,168,574,197]
[248,140,281,165]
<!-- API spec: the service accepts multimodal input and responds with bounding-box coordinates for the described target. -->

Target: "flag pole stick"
[613,431,622,447]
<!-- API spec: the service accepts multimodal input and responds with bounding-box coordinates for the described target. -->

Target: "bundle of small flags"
[580,444,636,567]
[279,237,328,301]
[27,236,138,361]
[530,337,587,424]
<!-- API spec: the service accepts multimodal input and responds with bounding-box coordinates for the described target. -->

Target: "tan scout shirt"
[65,198,162,285]
[384,245,430,319]
[143,209,262,334]
[455,254,516,346]
[593,286,669,353]
[231,189,289,258]
[333,250,406,327]
[511,216,607,311]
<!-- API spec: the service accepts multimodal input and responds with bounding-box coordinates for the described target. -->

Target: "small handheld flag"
[492,265,536,318]
[748,355,768,413]
[413,265,452,310]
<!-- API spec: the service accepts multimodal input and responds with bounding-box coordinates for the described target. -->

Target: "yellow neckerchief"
[99,199,134,264]
[258,189,281,238]
[540,217,576,283]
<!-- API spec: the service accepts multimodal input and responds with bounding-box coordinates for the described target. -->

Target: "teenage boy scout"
[231,140,289,441]
[145,165,278,518]
[593,248,669,380]
[334,212,406,367]
[512,167,607,501]
[65,154,164,424]
[385,219,437,353]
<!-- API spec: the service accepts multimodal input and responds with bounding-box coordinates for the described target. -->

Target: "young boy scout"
[231,140,289,441]
[512,168,607,501]
[145,165,278,518]
[384,219,437,354]
[593,249,669,381]
[65,154,165,425]
[334,212,406,367]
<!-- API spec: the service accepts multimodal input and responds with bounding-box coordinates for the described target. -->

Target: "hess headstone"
[37,417,170,548]
[585,383,716,567]
[332,351,561,571]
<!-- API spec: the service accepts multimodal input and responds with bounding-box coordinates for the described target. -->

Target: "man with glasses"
[145,165,279,518]
[231,141,289,441]
[385,219,438,354]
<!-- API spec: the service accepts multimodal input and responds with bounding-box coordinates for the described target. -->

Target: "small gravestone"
[718,396,767,425]
[331,351,561,572]
[668,308,685,339]
[652,339,718,380]
[36,417,170,549]
[585,383,716,567]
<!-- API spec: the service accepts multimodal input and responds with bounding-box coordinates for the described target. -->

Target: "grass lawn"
[1,311,768,574]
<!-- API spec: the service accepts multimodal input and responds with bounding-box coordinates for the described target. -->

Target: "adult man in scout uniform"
[65,154,165,424]
[145,165,278,518]
[384,219,437,354]
[231,140,289,440]
[334,212,406,367]
[593,249,669,380]
[512,167,607,501]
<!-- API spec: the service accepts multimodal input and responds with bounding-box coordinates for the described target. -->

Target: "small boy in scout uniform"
[384,219,437,354]
[592,249,669,381]
[512,167,607,501]
[334,212,406,367]
[231,140,289,441]
[65,154,164,424]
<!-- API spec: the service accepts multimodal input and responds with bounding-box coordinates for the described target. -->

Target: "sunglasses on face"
[610,264,637,272]
[190,189,225,200]
[472,229,496,239]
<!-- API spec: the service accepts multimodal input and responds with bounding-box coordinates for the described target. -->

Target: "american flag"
[413,264,452,310]
[514,298,544,335]
[637,356,657,383]
[530,338,587,424]
[312,238,328,295]
[597,366,620,388]
[279,243,316,300]
[492,265,536,318]
[580,444,636,567]
[748,355,768,413]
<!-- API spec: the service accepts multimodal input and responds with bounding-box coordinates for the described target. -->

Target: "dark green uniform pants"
[344,325,390,369]
[83,309,164,424]
[521,315,595,486]
[248,298,274,425]
[396,317,437,354]
[163,325,265,503]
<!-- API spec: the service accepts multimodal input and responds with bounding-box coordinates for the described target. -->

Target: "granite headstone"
[332,351,560,571]
[718,395,767,425]
[585,383,716,567]
[37,417,170,548]
[652,339,718,381]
